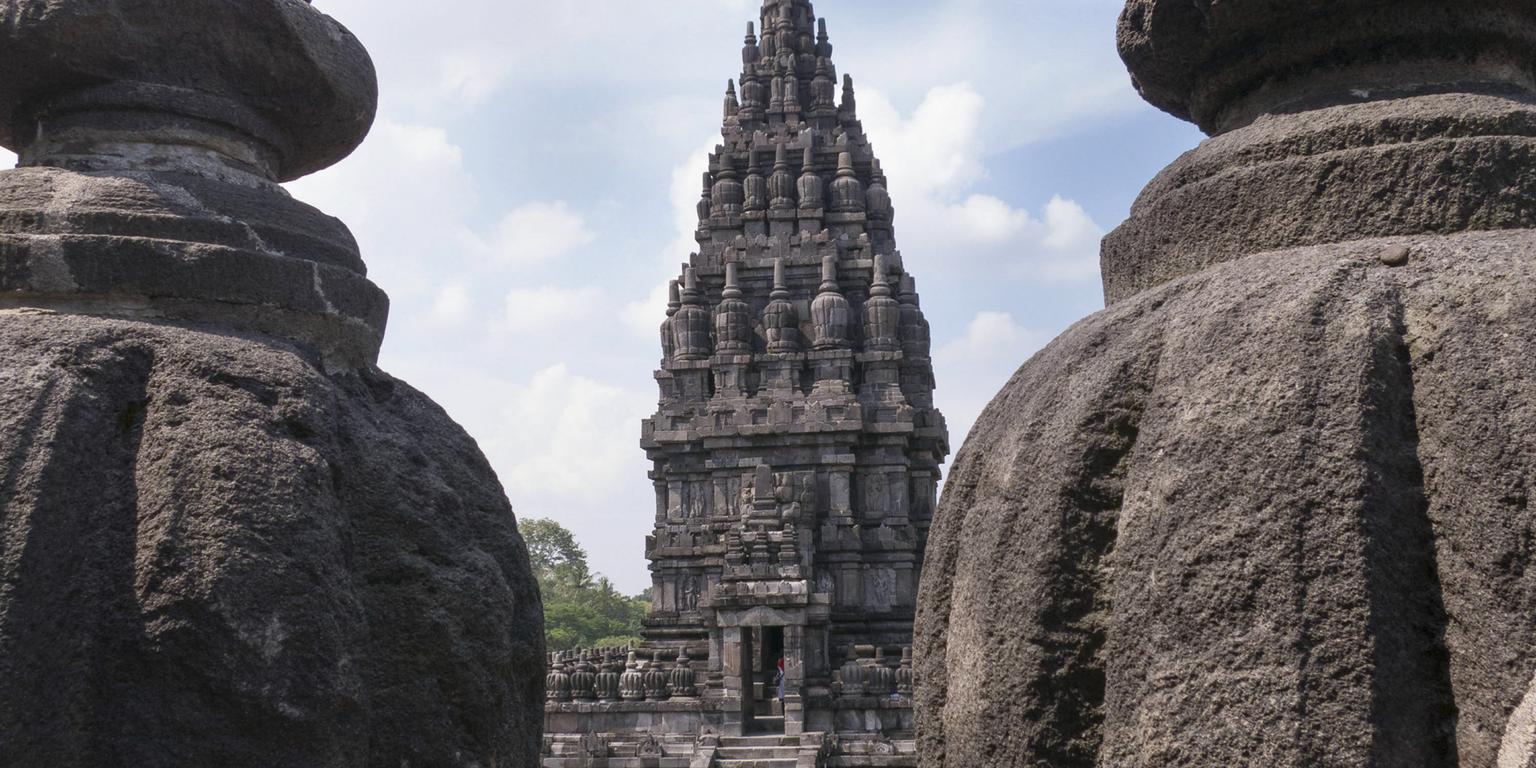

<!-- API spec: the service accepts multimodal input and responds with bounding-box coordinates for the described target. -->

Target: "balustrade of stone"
[834,645,916,701]
[545,646,641,704]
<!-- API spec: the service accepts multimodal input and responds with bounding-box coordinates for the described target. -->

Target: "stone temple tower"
[542,0,947,758]
[917,1,1536,767]
[642,0,949,736]
[0,2,544,766]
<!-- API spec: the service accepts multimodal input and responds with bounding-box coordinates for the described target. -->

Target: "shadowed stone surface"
[916,2,1536,766]
[0,1,545,766]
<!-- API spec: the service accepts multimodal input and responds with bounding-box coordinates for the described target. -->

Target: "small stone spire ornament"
[547,655,573,703]
[660,279,681,361]
[743,22,761,65]
[817,17,834,58]
[670,267,712,360]
[867,159,893,223]
[811,58,837,114]
[898,275,931,359]
[695,172,713,223]
[864,254,901,351]
[741,72,765,122]
[714,262,752,354]
[619,651,646,702]
[769,142,797,210]
[798,145,824,210]
[829,151,866,213]
[841,74,858,119]
[670,648,698,698]
[743,149,768,213]
[763,257,802,353]
[710,155,745,219]
[724,80,741,124]
[811,254,851,350]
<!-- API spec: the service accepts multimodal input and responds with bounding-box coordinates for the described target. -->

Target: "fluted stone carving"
[548,656,573,704]
[670,267,713,361]
[619,652,646,702]
[660,279,681,362]
[711,155,745,219]
[670,649,699,699]
[916,2,1536,766]
[837,648,865,698]
[769,143,797,210]
[0,2,544,765]
[798,146,825,211]
[595,654,622,703]
[643,652,672,702]
[714,262,752,355]
[811,254,852,350]
[571,651,598,702]
[898,275,930,359]
[763,258,802,354]
[744,150,768,214]
[863,255,900,351]
[828,151,865,213]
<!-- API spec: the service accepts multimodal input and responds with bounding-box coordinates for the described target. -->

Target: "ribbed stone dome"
[915,3,1536,767]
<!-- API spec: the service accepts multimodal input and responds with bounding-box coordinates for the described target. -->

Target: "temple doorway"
[742,626,786,733]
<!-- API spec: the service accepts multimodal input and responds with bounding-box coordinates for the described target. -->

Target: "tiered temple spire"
[566,0,952,745]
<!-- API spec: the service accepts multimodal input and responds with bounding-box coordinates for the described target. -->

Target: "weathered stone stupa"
[542,0,947,764]
[0,1,543,766]
[916,1,1536,766]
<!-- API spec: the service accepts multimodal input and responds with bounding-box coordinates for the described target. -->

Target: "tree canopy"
[523,517,648,651]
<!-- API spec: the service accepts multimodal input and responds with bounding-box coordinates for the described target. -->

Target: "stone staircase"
[714,734,799,767]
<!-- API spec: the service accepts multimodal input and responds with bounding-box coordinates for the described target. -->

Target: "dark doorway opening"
[746,626,786,733]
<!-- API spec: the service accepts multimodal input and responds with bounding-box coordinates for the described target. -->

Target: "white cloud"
[430,282,472,326]
[861,84,1106,283]
[1037,196,1105,281]
[861,82,987,197]
[286,119,480,304]
[488,364,654,504]
[492,201,596,266]
[503,286,603,333]
[936,312,1052,447]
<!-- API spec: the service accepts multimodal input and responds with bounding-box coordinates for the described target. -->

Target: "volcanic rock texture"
[915,2,1536,766]
[0,1,545,766]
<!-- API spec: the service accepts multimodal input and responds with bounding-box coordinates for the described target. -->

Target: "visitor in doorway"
[775,657,785,706]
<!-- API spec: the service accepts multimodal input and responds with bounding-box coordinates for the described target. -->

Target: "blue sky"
[276,0,1205,593]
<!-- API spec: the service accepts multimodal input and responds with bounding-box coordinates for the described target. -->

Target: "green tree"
[523,518,649,651]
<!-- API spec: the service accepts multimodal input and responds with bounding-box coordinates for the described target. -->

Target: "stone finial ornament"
[671,267,713,360]
[763,258,802,353]
[744,149,768,214]
[714,262,752,354]
[769,143,797,210]
[897,275,931,360]
[710,154,745,219]
[828,151,866,213]
[916,2,1536,767]
[0,1,545,764]
[810,254,851,349]
[724,79,741,122]
[863,254,900,351]
[798,145,825,210]
[661,279,682,361]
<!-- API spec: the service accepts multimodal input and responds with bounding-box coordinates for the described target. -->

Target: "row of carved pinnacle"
[699,147,891,225]
[660,254,932,362]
